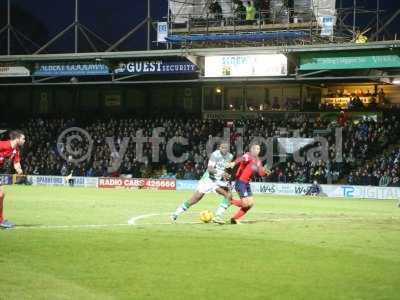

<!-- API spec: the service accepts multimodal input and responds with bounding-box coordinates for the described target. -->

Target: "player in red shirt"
[0,130,25,229]
[228,144,270,224]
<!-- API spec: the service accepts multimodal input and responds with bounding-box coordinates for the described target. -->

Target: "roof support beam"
[370,9,400,40]
[296,70,329,78]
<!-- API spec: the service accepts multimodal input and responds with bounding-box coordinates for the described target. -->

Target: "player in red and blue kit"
[229,144,270,224]
[0,130,25,229]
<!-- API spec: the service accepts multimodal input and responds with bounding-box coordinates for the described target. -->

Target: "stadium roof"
[0,41,400,63]
[1,41,400,86]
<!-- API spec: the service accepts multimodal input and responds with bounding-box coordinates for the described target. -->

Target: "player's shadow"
[240,219,279,224]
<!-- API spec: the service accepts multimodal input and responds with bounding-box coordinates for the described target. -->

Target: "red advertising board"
[98,178,176,190]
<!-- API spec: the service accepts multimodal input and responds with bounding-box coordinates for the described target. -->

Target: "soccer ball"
[199,210,214,223]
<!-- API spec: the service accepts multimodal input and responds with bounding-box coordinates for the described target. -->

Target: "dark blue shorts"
[235,180,252,198]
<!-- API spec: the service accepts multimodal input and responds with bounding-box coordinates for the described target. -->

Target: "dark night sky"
[0,0,399,53]
[0,0,168,53]
[12,0,167,38]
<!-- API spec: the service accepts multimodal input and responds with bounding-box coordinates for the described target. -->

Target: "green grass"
[1,185,400,300]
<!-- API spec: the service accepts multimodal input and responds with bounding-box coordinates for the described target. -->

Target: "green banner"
[299,50,400,70]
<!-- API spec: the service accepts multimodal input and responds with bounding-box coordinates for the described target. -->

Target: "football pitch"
[0,186,399,300]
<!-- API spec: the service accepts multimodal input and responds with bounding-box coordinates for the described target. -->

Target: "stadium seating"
[1,115,399,186]
[348,146,400,187]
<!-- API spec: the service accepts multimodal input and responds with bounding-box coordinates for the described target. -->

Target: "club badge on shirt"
[10,149,17,159]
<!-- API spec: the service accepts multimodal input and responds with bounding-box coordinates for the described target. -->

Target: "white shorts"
[196,178,229,194]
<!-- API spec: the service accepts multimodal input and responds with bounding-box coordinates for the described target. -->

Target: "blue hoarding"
[114,60,198,75]
[34,62,109,76]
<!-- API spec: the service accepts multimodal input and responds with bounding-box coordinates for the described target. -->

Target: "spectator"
[389,176,400,187]
[209,0,222,21]
[245,1,256,24]
[378,88,385,103]
[234,0,246,23]
[306,180,321,196]
[272,97,280,110]
[351,96,364,110]
[379,171,391,187]
[369,97,378,110]
[336,111,347,127]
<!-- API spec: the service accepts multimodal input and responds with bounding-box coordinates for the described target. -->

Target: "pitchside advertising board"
[251,182,400,200]
[176,180,198,191]
[176,180,400,200]
[0,174,12,185]
[6,175,400,199]
[27,176,98,188]
[98,178,176,190]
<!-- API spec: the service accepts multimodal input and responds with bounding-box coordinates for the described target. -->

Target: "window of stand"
[284,87,301,111]
[245,85,301,111]
[203,86,223,110]
[224,87,244,111]
[320,84,387,110]
[246,86,269,111]
[202,85,301,112]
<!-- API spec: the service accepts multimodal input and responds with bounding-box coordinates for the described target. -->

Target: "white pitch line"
[127,213,163,225]
[12,213,195,230]
[11,212,395,231]
[13,221,201,230]
[14,223,130,230]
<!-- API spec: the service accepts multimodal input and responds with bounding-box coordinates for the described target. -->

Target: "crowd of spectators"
[347,147,400,187]
[267,115,400,184]
[1,113,399,186]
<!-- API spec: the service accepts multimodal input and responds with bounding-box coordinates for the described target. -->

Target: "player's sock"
[0,192,4,223]
[231,198,243,207]
[173,200,191,217]
[215,197,230,217]
[233,206,251,220]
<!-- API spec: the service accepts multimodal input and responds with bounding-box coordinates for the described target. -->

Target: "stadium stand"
[348,146,400,187]
[1,113,399,186]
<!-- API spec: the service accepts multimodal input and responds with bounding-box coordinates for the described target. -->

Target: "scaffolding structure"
[0,0,152,55]
[0,0,399,55]
[167,0,399,47]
